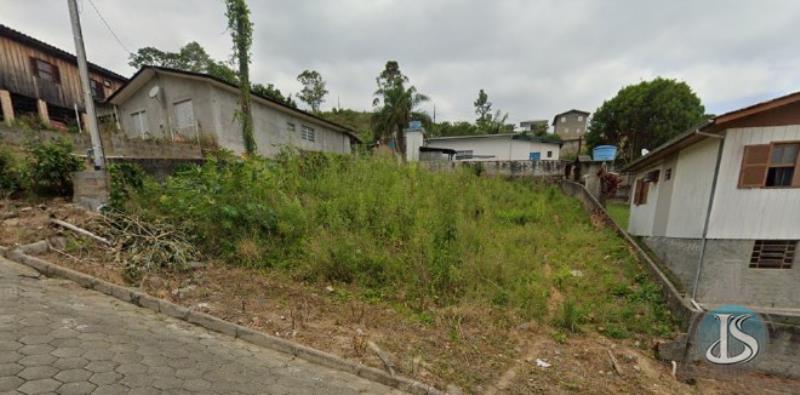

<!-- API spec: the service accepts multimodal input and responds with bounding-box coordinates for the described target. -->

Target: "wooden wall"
[0,35,125,111]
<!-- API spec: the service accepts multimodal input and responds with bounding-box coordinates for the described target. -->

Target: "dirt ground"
[1,198,798,394]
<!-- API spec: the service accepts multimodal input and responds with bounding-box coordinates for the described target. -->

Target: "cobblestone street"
[0,257,403,394]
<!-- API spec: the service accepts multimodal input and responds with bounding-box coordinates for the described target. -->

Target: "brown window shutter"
[738,144,770,188]
[29,57,39,77]
[633,180,642,205]
[53,64,61,84]
[641,181,649,204]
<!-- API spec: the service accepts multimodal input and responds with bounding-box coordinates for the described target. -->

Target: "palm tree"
[372,81,429,157]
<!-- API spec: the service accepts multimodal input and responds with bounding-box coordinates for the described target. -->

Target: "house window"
[30,58,60,83]
[173,99,195,131]
[547,151,553,158]
[577,116,583,122]
[750,240,796,269]
[287,122,295,133]
[560,116,566,123]
[564,127,569,134]
[130,110,148,135]
[738,142,800,188]
[90,79,105,100]
[301,125,315,142]
[633,179,649,205]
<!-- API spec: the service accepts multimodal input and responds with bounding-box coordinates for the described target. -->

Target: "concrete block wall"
[420,160,564,178]
[643,237,800,309]
[0,126,202,160]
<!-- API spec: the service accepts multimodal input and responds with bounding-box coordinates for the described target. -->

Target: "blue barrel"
[593,145,617,161]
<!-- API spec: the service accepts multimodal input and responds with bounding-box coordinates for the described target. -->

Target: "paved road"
[0,257,403,394]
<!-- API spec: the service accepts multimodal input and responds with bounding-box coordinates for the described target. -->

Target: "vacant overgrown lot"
[117,151,673,339]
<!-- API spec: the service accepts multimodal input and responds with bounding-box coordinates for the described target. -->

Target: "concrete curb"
[2,243,443,395]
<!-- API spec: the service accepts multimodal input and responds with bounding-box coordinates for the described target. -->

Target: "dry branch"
[50,218,112,246]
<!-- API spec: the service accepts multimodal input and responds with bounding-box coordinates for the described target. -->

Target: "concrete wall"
[116,73,213,142]
[644,236,800,308]
[0,126,202,160]
[708,125,800,239]
[421,159,563,178]
[424,136,560,161]
[209,86,351,157]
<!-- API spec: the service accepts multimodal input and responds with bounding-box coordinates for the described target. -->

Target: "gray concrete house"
[553,109,590,157]
[107,66,360,157]
[622,91,800,310]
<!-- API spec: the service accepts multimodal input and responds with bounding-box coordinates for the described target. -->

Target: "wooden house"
[0,24,127,128]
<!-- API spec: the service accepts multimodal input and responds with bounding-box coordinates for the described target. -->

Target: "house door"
[529,152,541,161]
[173,99,196,139]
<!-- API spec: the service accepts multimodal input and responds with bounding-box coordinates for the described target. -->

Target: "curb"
[2,243,443,395]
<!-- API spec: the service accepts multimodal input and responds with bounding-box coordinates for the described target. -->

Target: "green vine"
[224,0,256,155]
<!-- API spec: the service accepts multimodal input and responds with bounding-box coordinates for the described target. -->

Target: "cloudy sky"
[3,0,800,125]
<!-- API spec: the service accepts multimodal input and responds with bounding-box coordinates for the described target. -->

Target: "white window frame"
[301,125,316,142]
[130,110,148,137]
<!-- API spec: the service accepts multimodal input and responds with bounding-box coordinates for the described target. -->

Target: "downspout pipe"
[690,128,726,300]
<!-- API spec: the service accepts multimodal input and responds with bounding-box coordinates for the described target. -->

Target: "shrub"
[108,162,146,209]
[0,148,23,197]
[27,138,83,196]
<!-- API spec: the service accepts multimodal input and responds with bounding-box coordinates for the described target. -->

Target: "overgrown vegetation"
[27,138,84,196]
[116,152,673,338]
[0,139,83,198]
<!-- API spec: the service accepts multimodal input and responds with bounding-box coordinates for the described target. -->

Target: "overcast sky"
[3,0,800,125]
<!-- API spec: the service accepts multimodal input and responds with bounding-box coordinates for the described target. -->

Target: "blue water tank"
[593,145,618,161]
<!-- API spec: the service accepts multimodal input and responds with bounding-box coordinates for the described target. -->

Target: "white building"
[107,66,360,157]
[424,133,561,161]
[622,91,800,309]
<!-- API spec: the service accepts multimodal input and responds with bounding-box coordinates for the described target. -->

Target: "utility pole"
[68,0,105,169]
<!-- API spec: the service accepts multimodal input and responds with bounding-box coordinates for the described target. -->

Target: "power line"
[86,0,133,55]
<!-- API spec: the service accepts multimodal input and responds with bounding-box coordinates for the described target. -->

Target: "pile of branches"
[92,210,199,281]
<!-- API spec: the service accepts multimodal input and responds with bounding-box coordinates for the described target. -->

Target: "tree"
[371,61,429,157]
[296,70,328,113]
[252,83,296,108]
[474,89,492,125]
[586,77,705,163]
[129,42,296,108]
[224,0,255,155]
[129,42,238,84]
[429,121,481,137]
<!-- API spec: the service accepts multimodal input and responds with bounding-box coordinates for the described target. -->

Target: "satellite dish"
[148,86,160,99]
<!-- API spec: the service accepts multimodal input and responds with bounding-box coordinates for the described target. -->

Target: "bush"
[27,138,83,196]
[108,162,146,209]
[0,148,23,198]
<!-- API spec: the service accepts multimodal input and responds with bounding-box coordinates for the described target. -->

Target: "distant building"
[424,133,561,161]
[518,119,548,133]
[622,91,800,308]
[553,109,590,157]
[0,24,127,128]
[107,66,360,157]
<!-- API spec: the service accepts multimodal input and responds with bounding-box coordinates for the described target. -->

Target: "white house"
[107,66,360,157]
[424,133,561,161]
[622,91,800,309]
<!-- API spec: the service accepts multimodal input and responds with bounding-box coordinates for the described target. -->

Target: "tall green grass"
[124,151,673,336]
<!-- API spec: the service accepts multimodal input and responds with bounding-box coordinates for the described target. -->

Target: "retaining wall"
[421,159,563,178]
